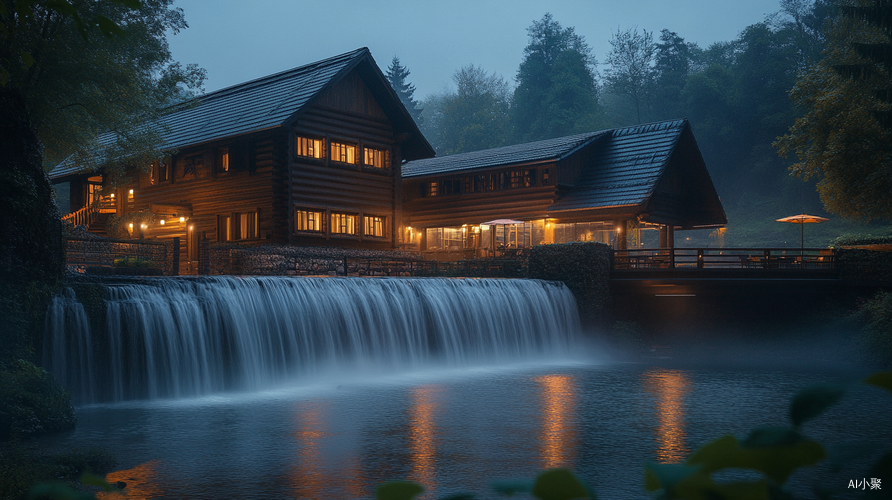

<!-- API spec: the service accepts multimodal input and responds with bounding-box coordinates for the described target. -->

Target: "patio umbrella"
[775,214,829,253]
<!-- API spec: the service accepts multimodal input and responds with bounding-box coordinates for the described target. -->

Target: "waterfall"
[44,277,581,403]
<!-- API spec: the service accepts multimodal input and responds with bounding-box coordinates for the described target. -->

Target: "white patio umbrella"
[775,214,829,253]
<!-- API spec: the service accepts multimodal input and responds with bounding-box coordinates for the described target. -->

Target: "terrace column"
[659,225,675,248]
[614,220,627,250]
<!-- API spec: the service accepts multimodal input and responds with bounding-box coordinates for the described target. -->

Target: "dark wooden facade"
[401,120,726,254]
[51,49,434,274]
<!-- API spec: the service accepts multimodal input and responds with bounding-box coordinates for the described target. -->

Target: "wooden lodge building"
[49,48,726,273]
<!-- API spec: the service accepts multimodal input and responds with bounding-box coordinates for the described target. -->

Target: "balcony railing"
[613,248,836,270]
[62,204,100,227]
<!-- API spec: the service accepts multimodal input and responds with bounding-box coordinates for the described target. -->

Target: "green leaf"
[644,462,701,493]
[28,482,96,500]
[440,494,477,500]
[703,480,770,500]
[864,372,892,394]
[789,383,845,427]
[687,431,825,484]
[375,481,424,500]
[110,0,143,8]
[21,50,36,68]
[742,427,804,448]
[531,469,593,500]
[96,16,126,38]
[80,472,118,492]
[491,479,534,496]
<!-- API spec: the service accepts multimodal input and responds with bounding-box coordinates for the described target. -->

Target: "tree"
[420,65,511,155]
[651,29,700,120]
[604,27,656,124]
[1,0,205,181]
[775,0,892,221]
[512,13,601,142]
[386,56,423,126]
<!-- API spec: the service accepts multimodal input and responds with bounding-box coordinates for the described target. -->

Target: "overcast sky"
[167,0,783,100]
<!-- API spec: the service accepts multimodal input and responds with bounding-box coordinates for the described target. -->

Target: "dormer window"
[296,136,324,159]
[331,141,356,164]
[363,147,389,169]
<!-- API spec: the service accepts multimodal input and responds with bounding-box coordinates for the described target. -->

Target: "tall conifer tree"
[386,56,423,125]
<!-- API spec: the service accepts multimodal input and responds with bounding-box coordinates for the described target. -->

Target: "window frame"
[295,208,324,233]
[362,146,389,169]
[330,212,358,236]
[330,140,357,165]
[362,215,386,238]
[295,135,325,160]
[218,210,260,242]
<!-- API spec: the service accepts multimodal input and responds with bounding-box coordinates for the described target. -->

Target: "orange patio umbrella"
[775,214,829,252]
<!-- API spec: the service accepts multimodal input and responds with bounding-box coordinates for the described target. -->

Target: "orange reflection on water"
[534,374,578,470]
[641,368,691,463]
[289,400,363,499]
[408,385,441,491]
[96,460,162,499]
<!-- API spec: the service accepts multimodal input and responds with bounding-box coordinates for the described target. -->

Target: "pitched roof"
[50,48,433,180]
[401,131,608,178]
[548,119,687,212]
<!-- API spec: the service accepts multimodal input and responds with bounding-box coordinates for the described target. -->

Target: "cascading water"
[44,277,581,404]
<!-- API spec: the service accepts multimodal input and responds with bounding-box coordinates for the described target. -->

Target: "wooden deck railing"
[61,204,100,227]
[613,248,836,270]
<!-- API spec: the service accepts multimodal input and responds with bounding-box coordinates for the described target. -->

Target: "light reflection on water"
[96,460,163,500]
[535,374,578,470]
[641,368,691,463]
[41,363,889,500]
[407,385,442,490]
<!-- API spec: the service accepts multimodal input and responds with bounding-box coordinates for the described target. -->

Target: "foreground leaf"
[375,480,424,500]
[789,383,845,427]
[491,479,534,496]
[532,469,593,500]
[864,372,892,394]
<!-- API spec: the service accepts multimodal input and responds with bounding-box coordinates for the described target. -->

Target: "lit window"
[219,148,230,172]
[363,147,388,168]
[331,212,357,235]
[363,215,385,237]
[427,182,438,197]
[158,162,170,182]
[296,137,324,159]
[331,141,356,164]
[127,189,134,202]
[510,171,523,188]
[219,211,258,241]
[296,209,323,232]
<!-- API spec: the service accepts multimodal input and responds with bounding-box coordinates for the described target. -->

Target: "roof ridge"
[164,48,369,113]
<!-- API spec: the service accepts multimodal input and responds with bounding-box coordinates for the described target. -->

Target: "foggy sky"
[167,0,783,100]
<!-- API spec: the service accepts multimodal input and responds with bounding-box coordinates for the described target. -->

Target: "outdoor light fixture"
[189,225,194,231]
[159,219,165,225]
[129,189,134,194]
[128,223,133,233]
[140,224,147,229]
[110,193,115,198]
[180,217,185,223]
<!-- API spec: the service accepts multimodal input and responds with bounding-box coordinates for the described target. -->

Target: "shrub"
[0,360,76,441]
[0,447,116,500]
[527,242,612,328]
[859,292,892,368]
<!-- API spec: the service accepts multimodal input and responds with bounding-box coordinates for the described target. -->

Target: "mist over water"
[43,277,580,404]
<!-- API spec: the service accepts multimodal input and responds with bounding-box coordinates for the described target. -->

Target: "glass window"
[295,209,323,232]
[296,137,324,159]
[331,141,356,164]
[218,148,230,172]
[363,215,385,237]
[331,212,357,235]
[363,147,388,168]
[219,212,258,241]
